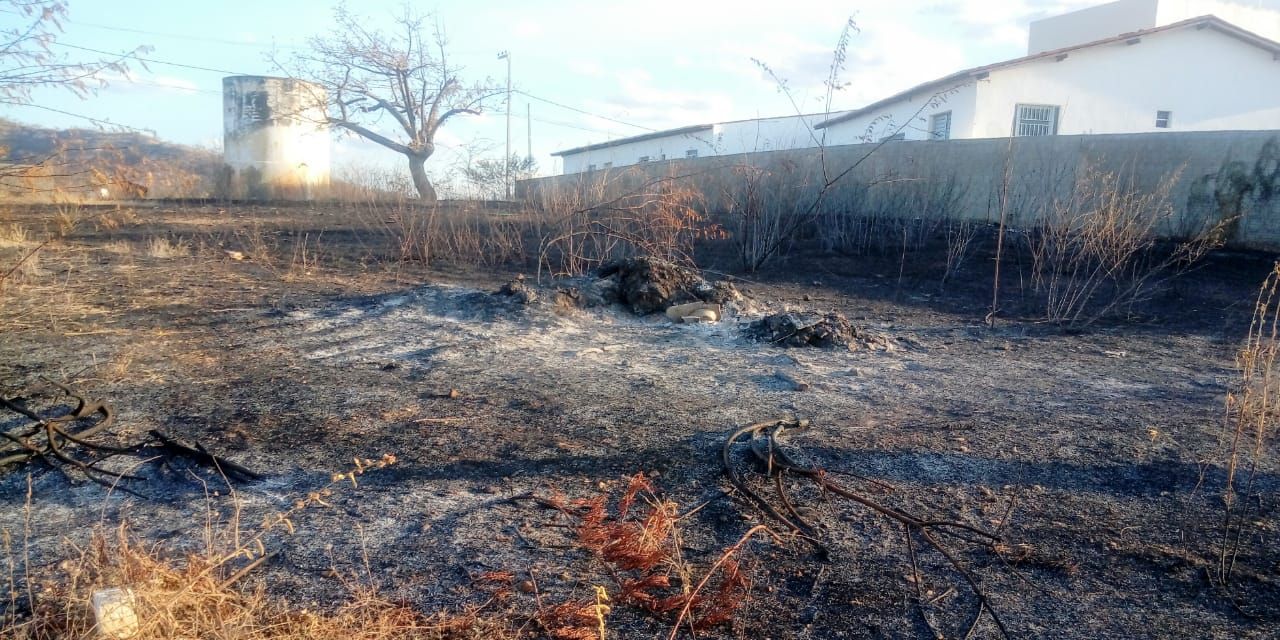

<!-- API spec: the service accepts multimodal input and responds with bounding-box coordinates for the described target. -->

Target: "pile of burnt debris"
[497,257,747,317]
[497,257,898,350]
[746,311,899,351]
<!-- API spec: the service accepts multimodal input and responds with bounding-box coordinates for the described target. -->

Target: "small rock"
[774,369,811,392]
[517,580,536,594]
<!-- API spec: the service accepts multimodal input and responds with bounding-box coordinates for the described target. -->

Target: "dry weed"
[144,236,189,259]
[1215,262,1280,588]
[0,222,30,247]
[1026,164,1228,328]
[2,455,510,639]
[539,474,755,635]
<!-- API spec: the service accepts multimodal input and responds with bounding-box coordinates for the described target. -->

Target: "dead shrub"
[538,474,755,635]
[1025,164,1229,328]
[722,160,820,272]
[1214,262,1280,589]
[535,169,722,278]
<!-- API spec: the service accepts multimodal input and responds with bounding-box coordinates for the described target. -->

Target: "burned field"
[2,202,1279,639]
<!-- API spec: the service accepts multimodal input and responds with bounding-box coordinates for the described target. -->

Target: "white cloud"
[94,70,201,95]
[580,68,737,130]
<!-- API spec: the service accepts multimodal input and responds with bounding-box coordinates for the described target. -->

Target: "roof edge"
[552,124,714,156]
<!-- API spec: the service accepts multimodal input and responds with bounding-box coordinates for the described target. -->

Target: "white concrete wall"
[1029,0,1160,54]
[821,82,979,145]
[971,26,1280,138]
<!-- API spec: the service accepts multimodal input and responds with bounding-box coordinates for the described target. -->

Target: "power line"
[515,89,657,132]
[67,19,306,50]
[10,103,156,135]
[52,42,255,76]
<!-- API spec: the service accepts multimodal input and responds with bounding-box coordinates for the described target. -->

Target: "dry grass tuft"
[0,223,31,247]
[144,236,189,259]
[2,455,513,640]
[102,240,133,255]
[5,526,504,640]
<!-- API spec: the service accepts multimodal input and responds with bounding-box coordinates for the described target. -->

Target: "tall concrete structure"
[221,76,330,200]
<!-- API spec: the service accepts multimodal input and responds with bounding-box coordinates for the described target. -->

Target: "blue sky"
[12,0,1132,178]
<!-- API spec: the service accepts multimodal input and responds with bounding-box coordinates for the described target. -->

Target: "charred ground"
[1,202,1278,639]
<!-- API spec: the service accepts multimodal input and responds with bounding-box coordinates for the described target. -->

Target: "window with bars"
[638,155,651,163]
[685,149,698,158]
[1014,104,1060,136]
[929,111,952,140]
[1156,110,1172,128]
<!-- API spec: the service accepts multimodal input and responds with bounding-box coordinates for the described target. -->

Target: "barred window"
[1015,104,1060,136]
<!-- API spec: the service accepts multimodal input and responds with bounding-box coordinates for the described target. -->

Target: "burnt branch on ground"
[0,380,261,493]
[723,418,1013,639]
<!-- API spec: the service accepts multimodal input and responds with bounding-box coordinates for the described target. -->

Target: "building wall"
[222,76,330,200]
[558,113,845,174]
[1029,0,1160,54]
[821,83,979,145]
[971,27,1280,138]
[560,130,718,174]
[1029,0,1280,55]
[522,130,1280,250]
[714,113,836,154]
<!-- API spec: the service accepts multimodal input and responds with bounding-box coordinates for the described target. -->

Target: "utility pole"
[498,50,512,200]
[526,103,532,163]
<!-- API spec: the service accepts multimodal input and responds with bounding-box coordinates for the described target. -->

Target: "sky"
[5,0,1167,180]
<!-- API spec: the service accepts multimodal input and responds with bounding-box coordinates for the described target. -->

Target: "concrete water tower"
[221,76,330,200]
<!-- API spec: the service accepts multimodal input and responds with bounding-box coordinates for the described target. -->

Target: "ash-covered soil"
[2,203,1278,639]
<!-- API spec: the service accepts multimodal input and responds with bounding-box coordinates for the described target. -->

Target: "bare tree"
[0,0,144,107]
[293,3,500,201]
[463,153,537,200]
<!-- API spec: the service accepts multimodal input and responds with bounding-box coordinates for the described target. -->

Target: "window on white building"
[1014,104,1060,136]
[880,132,906,142]
[1155,110,1172,129]
[603,162,612,169]
[587,164,596,171]
[638,156,651,163]
[685,149,698,158]
[929,111,952,140]
[659,154,666,161]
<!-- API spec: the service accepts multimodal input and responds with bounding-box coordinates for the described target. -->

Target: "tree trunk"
[408,154,437,202]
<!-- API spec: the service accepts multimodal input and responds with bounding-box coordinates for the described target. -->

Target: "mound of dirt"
[495,276,538,305]
[596,257,743,316]
[747,311,898,351]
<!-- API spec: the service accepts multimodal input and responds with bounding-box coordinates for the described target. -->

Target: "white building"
[554,0,1280,174]
[553,112,842,174]
[818,5,1280,143]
